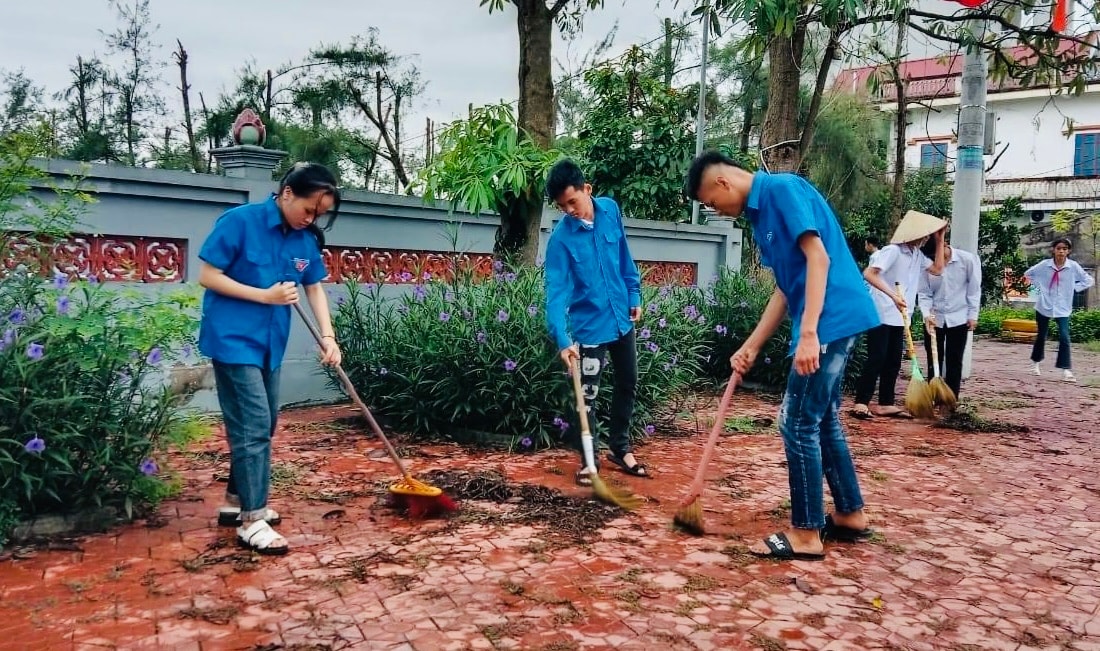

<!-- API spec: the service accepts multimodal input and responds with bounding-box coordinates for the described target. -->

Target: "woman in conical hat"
[850,211,946,419]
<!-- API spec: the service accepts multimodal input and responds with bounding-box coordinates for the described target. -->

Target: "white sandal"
[218,506,281,527]
[237,520,288,555]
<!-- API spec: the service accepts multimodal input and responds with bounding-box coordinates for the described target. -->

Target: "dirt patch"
[417,469,624,544]
[937,407,1030,434]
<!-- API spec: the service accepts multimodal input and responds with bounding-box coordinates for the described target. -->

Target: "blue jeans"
[213,362,280,519]
[1031,312,1072,370]
[778,335,864,530]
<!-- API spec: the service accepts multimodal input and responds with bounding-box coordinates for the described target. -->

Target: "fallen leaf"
[322,509,346,520]
[871,596,884,609]
[793,577,816,594]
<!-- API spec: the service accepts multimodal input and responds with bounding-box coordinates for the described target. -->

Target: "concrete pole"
[691,10,710,225]
[952,20,988,379]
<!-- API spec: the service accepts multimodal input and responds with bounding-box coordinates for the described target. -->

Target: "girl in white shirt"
[1025,238,1095,381]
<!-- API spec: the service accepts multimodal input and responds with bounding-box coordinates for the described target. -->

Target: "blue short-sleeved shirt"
[198,196,326,369]
[745,172,880,353]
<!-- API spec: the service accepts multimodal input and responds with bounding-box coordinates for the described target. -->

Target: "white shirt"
[917,248,982,328]
[1024,258,1095,318]
[868,244,932,327]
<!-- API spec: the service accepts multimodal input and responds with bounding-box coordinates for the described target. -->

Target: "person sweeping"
[852,211,946,419]
[917,238,982,403]
[686,151,878,560]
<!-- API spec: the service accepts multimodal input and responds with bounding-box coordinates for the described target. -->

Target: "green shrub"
[0,271,200,528]
[334,264,705,451]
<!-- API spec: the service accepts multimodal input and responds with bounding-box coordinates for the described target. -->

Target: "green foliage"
[0,125,93,241]
[979,197,1029,303]
[567,47,696,222]
[842,168,952,265]
[803,94,889,218]
[333,264,705,450]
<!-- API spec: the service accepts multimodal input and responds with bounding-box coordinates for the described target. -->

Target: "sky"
[3,0,691,152]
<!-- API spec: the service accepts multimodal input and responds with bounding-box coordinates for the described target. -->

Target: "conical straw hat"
[890,210,946,244]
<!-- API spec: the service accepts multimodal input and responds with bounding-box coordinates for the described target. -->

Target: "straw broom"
[293,302,457,519]
[926,319,958,410]
[570,359,643,511]
[894,282,935,419]
[673,371,739,536]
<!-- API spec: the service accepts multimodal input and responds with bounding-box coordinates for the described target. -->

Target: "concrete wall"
[20,156,742,410]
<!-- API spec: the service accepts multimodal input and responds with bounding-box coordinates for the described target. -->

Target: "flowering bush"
[0,270,202,542]
[333,263,704,451]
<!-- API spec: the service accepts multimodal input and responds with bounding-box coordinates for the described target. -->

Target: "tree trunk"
[175,41,201,173]
[760,28,807,172]
[739,102,754,154]
[516,0,555,149]
[890,22,908,223]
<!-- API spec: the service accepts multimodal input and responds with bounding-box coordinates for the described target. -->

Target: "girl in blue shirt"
[198,162,342,554]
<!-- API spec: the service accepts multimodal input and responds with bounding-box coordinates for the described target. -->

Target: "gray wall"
[22,157,742,410]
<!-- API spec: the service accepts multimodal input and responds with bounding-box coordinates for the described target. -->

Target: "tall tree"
[0,70,45,136]
[173,40,202,172]
[55,56,118,163]
[103,0,164,166]
[698,0,1100,172]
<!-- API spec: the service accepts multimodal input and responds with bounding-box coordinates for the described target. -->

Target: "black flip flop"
[820,514,874,543]
[606,453,650,478]
[750,532,825,561]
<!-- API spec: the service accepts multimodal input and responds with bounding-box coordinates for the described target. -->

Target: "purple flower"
[646,303,659,314]
[26,342,44,360]
[24,435,45,454]
[2,328,14,349]
[139,458,158,476]
[462,309,473,320]
[659,286,671,298]
[497,310,510,323]
[378,367,389,376]
[520,437,533,448]
[658,318,667,328]
[503,272,517,283]
[181,344,193,358]
[553,417,569,432]
[644,424,655,435]
[422,271,432,281]
[146,347,162,365]
[639,328,651,340]
[399,271,414,283]
[56,296,70,315]
[715,324,727,335]
[9,308,25,325]
[445,291,455,302]
[476,331,487,344]
[684,305,699,320]
[646,342,659,353]
[764,356,772,364]
[412,285,427,302]
[439,311,451,322]
[527,304,538,317]
[503,359,517,372]
[493,260,504,272]
[87,274,99,285]
[53,273,69,289]
[697,315,706,324]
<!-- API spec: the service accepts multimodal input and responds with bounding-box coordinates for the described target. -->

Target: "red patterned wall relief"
[320,247,496,283]
[638,261,698,287]
[2,232,187,283]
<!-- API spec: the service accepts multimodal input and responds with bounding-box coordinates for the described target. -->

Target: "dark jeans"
[213,362,281,518]
[854,324,905,406]
[779,335,864,529]
[574,329,638,461]
[923,323,968,399]
[1031,312,1073,370]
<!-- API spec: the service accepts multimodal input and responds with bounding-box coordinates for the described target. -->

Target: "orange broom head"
[389,476,458,519]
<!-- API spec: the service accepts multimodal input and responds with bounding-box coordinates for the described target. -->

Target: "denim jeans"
[574,329,638,461]
[778,334,865,530]
[213,362,281,519]
[1031,312,1072,370]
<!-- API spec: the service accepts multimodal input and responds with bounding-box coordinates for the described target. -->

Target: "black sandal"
[606,453,649,478]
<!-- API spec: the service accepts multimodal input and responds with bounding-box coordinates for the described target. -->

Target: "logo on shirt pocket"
[292,258,310,273]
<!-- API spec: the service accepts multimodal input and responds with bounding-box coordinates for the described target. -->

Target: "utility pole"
[691,8,710,225]
[952,18,988,378]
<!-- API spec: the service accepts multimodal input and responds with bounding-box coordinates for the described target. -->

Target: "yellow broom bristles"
[672,497,705,536]
[930,377,957,409]
[591,474,643,511]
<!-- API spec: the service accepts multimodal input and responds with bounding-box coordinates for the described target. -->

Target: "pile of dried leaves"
[937,406,1030,433]
[416,470,625,544]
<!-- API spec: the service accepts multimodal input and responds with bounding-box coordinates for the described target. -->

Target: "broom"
[894,282,935,419]
[673,370,739,536]
[926,318,958,409]
[569,359,643,511]
[293,301,457,519]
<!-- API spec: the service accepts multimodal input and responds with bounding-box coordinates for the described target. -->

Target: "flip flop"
[820,514,874,543]
[606,453,650,478]
[750,532,825,561]
[849,405,873,420]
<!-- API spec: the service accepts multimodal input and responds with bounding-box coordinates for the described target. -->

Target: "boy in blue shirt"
[544,159,649,485]
[199,162,343,555]
[686,151,879,560]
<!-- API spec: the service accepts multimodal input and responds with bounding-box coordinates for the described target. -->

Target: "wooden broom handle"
[894,282,919,359]
[687,371,739,495]
[570,357,592,435]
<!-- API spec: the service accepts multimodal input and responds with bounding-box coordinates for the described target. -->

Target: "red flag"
[1052,0,1068,32]
[946,0,988,7]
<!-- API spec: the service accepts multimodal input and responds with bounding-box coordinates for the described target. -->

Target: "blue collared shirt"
[1024,257,1094,318]
[544,196,641,350]
[198,196,327,369]
[745,172,880,352]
